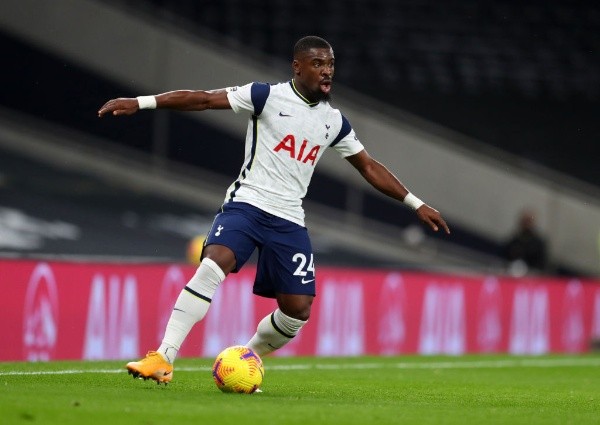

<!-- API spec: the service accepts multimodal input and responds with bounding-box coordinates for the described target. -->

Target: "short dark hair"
[293,36,332,58]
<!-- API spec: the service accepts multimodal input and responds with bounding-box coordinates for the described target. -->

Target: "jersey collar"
[290,80,320,107]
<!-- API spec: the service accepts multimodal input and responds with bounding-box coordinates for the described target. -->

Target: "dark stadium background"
[0,0,598,276]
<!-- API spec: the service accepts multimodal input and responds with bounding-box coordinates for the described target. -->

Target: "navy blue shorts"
[204,202,316,298]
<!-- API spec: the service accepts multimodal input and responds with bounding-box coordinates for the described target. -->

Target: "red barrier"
[2,259,599,361]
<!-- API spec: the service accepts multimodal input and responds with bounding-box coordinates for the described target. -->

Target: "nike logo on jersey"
[279,112,293,117]
[301,278,315,284]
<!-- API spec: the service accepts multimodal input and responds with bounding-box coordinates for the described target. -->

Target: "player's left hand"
[416,205,450,234]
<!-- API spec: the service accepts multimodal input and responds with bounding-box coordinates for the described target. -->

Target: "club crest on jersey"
[274,134,320,165]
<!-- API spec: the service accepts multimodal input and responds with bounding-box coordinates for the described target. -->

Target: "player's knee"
[285,306,311,322]
[201,244,236,275]
[276,294,313,322]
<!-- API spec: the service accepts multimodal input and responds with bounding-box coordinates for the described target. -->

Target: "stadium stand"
[0,28,508,271]
[109,0,600,187]
[1,0,598,276]
[0,146,207,261]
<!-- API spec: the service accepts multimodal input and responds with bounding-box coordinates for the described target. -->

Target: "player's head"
[292,36,334,103]
[293,36,332,58]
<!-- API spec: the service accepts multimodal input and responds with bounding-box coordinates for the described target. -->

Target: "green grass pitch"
[1,355,599,425]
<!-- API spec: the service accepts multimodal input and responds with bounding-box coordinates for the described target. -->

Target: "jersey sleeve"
[330,115,365,158]
[226,83,253,114]
[226,82,271,115]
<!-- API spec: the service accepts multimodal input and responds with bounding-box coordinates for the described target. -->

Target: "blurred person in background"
[504,208,548,275]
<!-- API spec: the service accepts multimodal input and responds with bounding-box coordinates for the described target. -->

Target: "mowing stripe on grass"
[1,357,599,377]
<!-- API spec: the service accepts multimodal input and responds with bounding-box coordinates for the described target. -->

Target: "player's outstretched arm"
[346,149,450,234]
[97,89,231,118]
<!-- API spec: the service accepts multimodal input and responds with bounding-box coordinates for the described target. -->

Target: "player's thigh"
[255,225,316,297]
[204,208,259,272]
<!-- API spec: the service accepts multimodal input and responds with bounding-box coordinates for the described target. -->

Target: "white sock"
[157,258,225,363]
[246,309,307,357]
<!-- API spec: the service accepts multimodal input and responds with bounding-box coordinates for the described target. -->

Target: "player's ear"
[292,59,301,75]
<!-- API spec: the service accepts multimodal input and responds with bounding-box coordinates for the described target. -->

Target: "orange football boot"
[126,351,173,384]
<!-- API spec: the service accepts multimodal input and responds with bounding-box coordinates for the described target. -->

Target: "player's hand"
[416,205,450,234]
[97,98,139,117]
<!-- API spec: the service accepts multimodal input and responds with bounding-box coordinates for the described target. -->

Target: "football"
[212,345,264,394]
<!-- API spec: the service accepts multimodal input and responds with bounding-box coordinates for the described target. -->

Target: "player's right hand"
[416,204,451,234]
[97,98,139,117]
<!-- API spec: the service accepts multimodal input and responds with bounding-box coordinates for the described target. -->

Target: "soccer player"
[98,36,450,384]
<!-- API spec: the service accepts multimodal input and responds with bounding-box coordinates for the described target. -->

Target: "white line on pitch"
[1,357,599,377]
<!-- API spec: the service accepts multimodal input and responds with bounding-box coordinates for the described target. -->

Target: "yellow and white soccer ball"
[212,345,264,394]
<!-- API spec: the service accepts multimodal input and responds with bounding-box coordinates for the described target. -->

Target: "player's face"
[293,47,335,102]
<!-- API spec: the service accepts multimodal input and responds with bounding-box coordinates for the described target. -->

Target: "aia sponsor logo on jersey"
[274,135,320,165]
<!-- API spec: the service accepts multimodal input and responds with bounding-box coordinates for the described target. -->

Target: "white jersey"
[225,80,364,226]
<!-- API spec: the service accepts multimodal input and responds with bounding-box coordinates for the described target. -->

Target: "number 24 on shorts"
[292,253,315,284]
